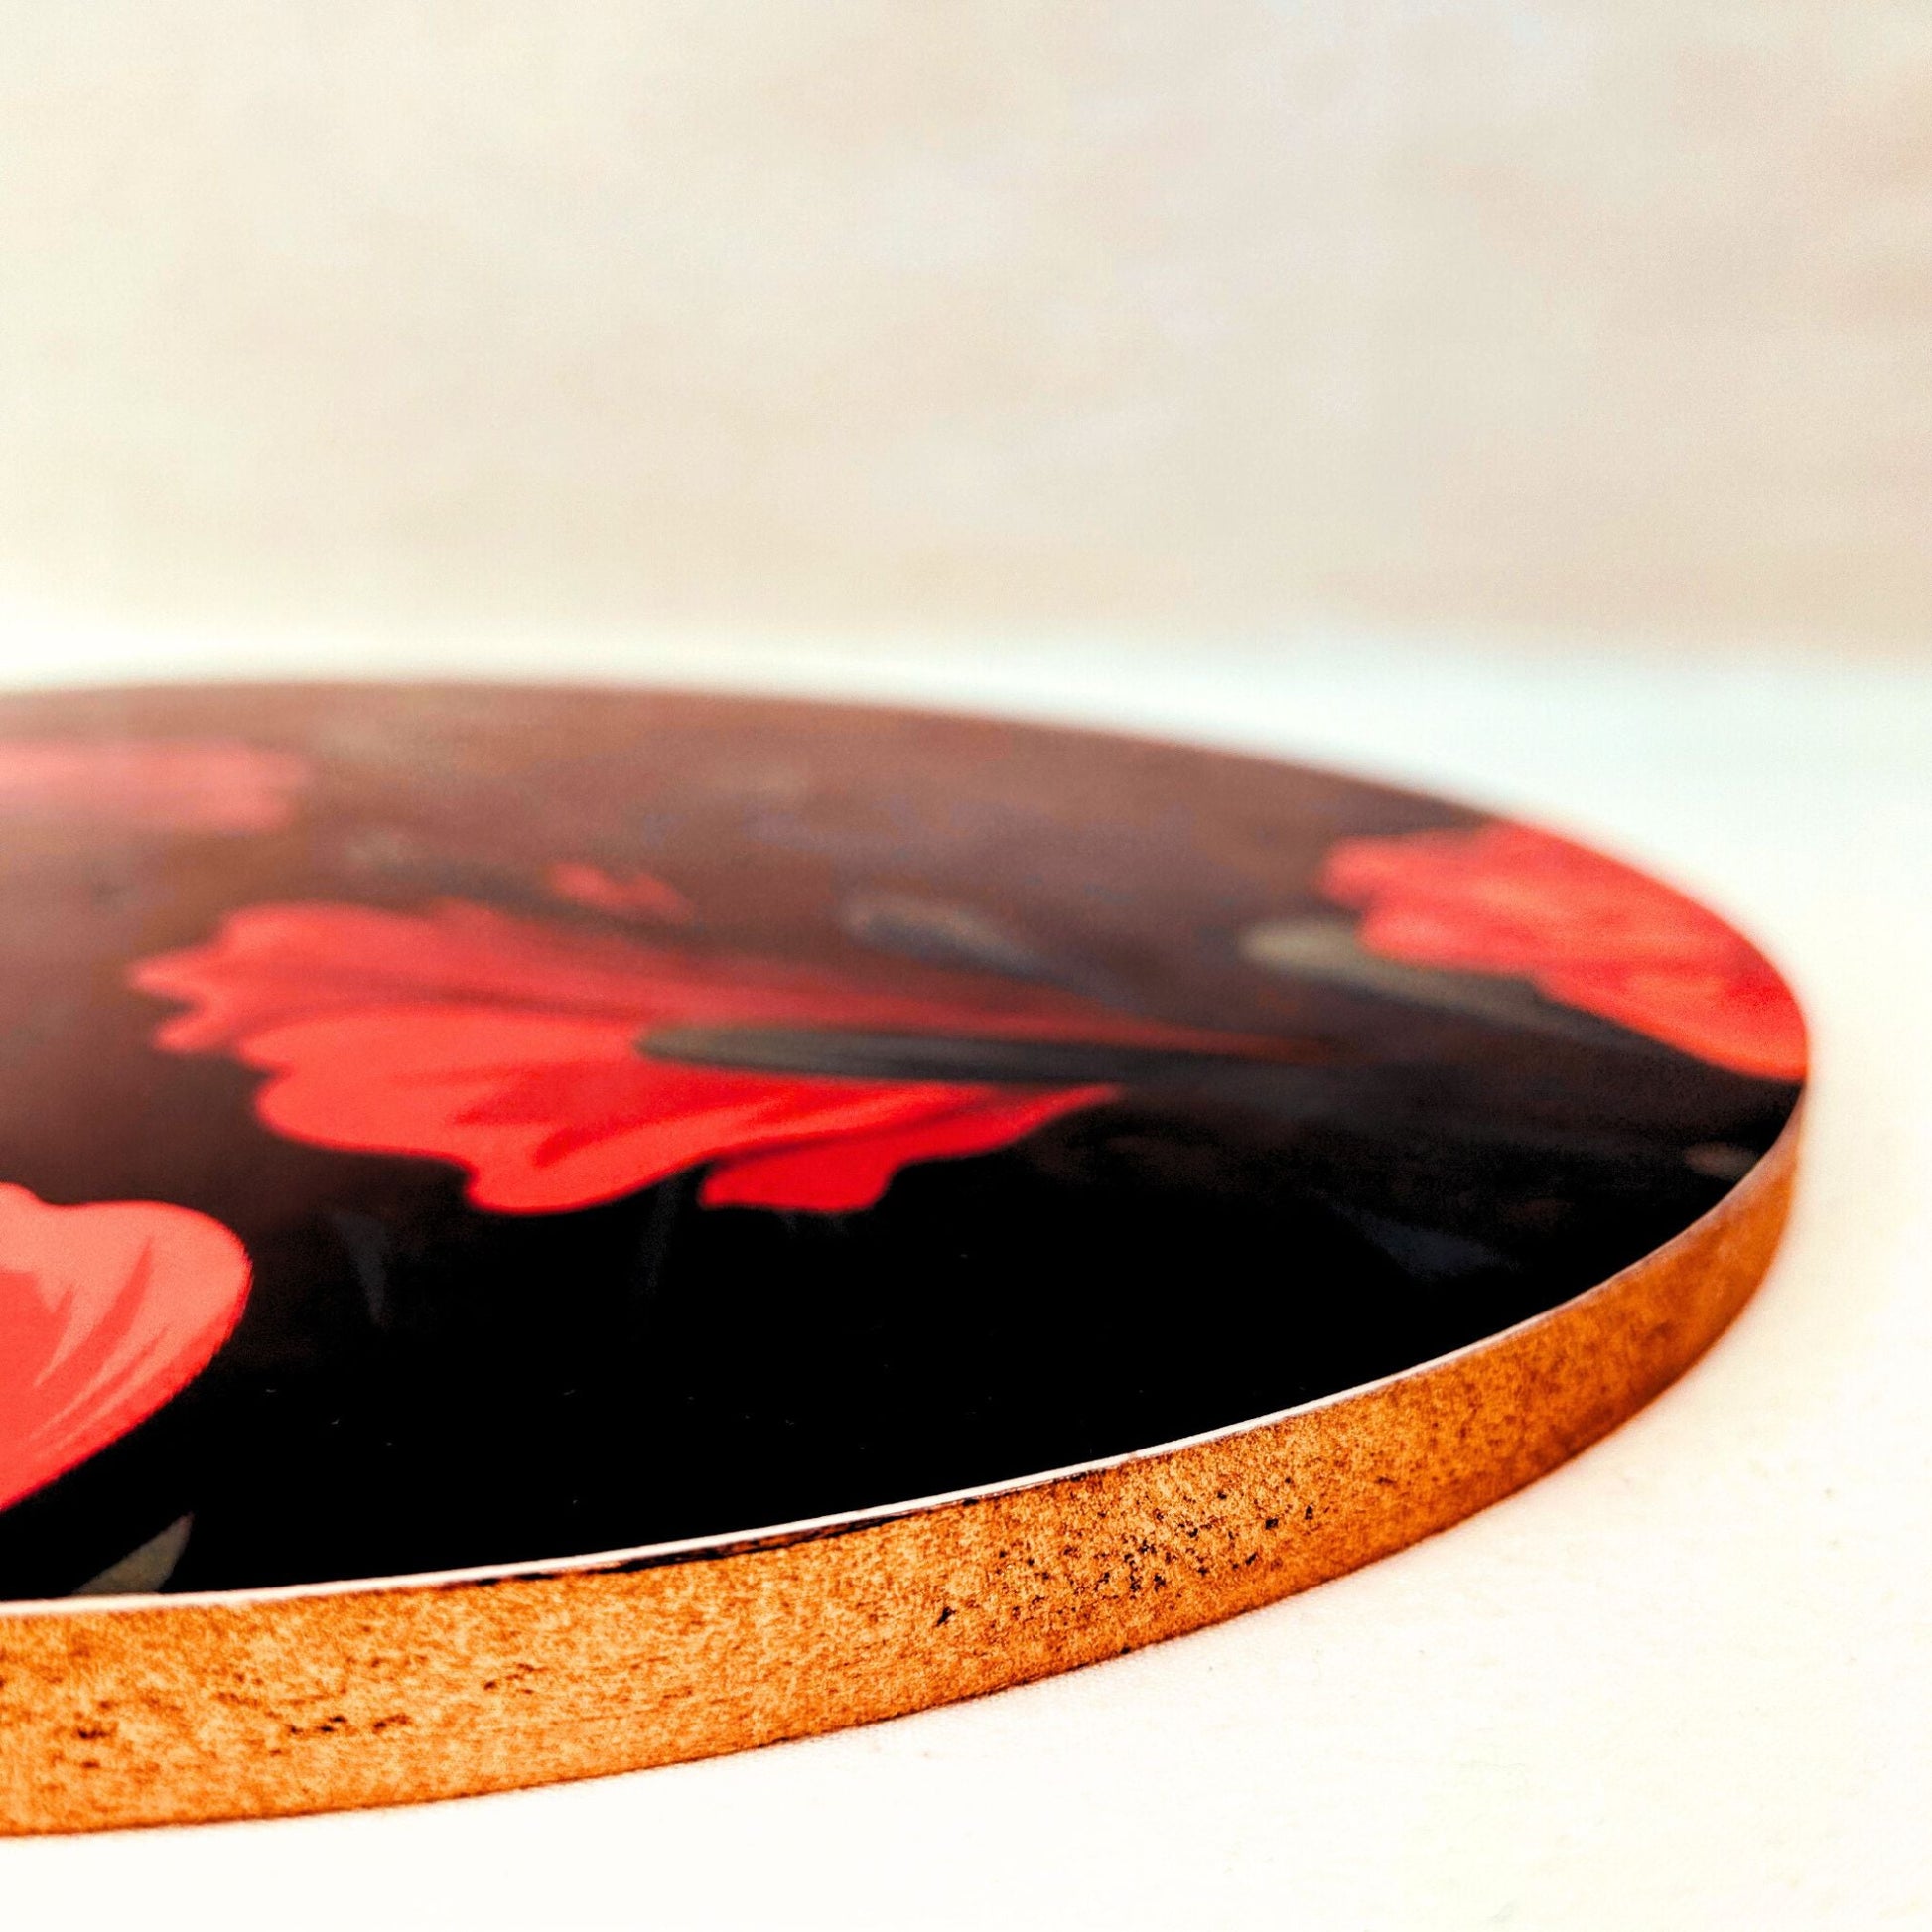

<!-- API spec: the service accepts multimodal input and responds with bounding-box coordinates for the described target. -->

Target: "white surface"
[0,626,1927,1930]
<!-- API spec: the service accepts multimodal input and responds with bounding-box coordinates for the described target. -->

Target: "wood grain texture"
[0,1110,1798,1835]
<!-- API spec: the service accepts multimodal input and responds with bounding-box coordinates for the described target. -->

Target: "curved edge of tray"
[0,1110,1801,1834]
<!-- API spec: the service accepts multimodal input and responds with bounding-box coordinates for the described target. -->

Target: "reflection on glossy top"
[0,686,1803,1598]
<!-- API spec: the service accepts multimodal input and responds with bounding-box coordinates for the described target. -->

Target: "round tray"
[0,684,1803,1832]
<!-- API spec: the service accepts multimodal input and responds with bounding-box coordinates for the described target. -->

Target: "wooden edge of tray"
[0,1110,1800,1834]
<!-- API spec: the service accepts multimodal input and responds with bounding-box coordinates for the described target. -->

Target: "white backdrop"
[3,2,1932,651]
[0,623,1924,1929]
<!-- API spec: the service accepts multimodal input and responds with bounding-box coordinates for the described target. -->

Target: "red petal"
[221,1005,1105,1214]
[546,862,695,924]
[132,902,704,1050]
[132,901,1240,1054]
[1540,962,1810,1083]
[131,899,1282,1215]
[0,1186,251,1512]
[0,739,306,834]
[701,1085,1116,1211]
[1321,824,1806,1080]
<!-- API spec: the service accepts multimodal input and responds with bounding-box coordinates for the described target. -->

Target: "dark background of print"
[0,687,1800,1595]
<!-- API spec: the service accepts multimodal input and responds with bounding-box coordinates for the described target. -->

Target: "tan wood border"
[0,1112,1799,1834]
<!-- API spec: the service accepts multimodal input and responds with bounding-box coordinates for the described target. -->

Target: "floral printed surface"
[0,1186,250,1512]
[0,739,307,834]
[0,691,1807,1591]
[130,897,1246,1213]
[1319,822,1806,1081]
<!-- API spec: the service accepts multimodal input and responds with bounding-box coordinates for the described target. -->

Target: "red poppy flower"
[1319,823,1806,1080]
[0,1185,251,1512]
[130,901,1246,1214]
[0,739,307,833]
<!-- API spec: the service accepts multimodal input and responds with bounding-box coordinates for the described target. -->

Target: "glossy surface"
[0,686,1805,1601]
